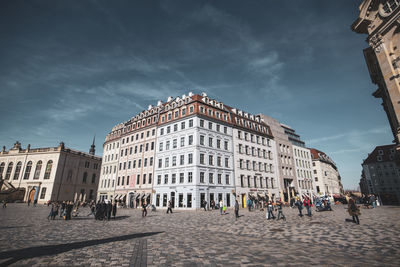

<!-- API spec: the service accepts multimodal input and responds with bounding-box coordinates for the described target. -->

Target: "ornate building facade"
[0,141,101,204]
[361,144,400,204]
[310,148,344,196]
[352,1,400,147]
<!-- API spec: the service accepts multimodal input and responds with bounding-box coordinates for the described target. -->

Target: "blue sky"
[0,0,393,189]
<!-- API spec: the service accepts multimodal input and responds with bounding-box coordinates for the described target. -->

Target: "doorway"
[200,193,205,207]
[29,188,36,203]
[171,192,175,208]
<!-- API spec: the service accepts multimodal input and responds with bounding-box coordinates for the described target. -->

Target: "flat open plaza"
[0,204,400,266]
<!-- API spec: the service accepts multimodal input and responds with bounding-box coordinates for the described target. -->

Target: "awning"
[136,193,143,199]
[120,194,127,200]
[114,195,119,200]
[144,193,151,199]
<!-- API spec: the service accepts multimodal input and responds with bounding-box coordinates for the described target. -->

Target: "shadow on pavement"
[71,215,130,221]
[0,226,31,230]
[0,231,163,266]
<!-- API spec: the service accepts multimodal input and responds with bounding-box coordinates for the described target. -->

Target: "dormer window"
[378,150,384,155]
[377,155,383,161]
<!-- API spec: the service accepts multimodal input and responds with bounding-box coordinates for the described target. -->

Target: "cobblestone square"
[0,204,400,266]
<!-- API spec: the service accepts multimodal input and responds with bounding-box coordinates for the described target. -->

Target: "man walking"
[234,199,239,220]
[266,201,275,220]
[167,200,173,214]
[276,200,286,221]
[219,200,223,215]
[304,196,312,217]
[295,197,303,217]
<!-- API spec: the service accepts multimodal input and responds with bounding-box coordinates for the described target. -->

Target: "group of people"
[47,201,76,220]
[94,200,117,220]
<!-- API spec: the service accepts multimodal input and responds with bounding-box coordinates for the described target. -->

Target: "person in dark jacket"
[142,202,147,217]
[266,201,275,220]
[106,200,112,220]
[234,199,239,220]
[295,197,303,217]
[95,200,101,220]
[112,201,117,219]
[348,198,360,224]
[303,197,312,217]
[276,200,286,221]
[65,201,73,220]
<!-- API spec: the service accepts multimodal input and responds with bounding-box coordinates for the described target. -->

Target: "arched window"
[33,160,42,180]
[83,172,87,183]
[43,160,53,179]
[91,173,96,184]
[23,161,32,179]
[5,162,13,180]
[13,161,22,180]
[0,162,5,179]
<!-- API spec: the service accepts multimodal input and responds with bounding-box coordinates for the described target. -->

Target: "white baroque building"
[230,108,280,207]
[153,94,235,209]
[310,148,344,196]
[0,141,101,204]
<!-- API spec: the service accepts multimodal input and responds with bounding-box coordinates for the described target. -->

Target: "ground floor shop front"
[153,185,235,209]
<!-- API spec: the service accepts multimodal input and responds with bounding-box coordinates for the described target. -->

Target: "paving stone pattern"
[0,204,399,266]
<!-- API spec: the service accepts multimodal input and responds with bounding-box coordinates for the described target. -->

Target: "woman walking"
[348,198,360,225]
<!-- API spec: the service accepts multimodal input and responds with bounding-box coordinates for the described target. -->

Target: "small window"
[40,187,47,199]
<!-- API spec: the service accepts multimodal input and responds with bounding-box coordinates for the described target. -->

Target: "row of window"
[160,119,194,135]
[199,135,229,150]
[157,172,193,184]
[279,143,291,154]
[105,141,119,151]
[234,117,267,134]
[237,131,270,146]
[121,129,156,145]
[297,169,312,179]
[199,105,229,122]
[120,142,155,157]
[298,180,313,190]
[238,159,274,173]
[0,161,52,181]
[240,175,276,189]
[295,159,310,169]
[119,157,154,171]
[104,153,118,162]
[160,105,195,123]
[280,155,292,165]
[158,154,194,168]
[294,148,310,159]
[238,144,271,159]
[159,136,194,151]
[115,173,153,187]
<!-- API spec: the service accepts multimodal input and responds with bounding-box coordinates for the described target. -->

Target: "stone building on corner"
[352,1,400,148]
[0,141,101,204]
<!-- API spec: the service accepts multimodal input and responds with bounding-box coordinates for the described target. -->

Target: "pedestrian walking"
[266,201,275,220]
[304,196,312,217]
[348,198,360,225]
[51,203,59,220]
[87,201,96,216]
[370,195,377,209]
[219,200,223,215]
[166,200,173,214]
[2,200,7,208]
[202,200,207,211]
[106,200,112,220]
[210,200,215,210]
[112,201,117,219]
[234,199,239,220]
[295,197,303,217]
[142,202,147,217]
[60,201,66,217]
[276,200,286,221]
[246,198,252,212]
